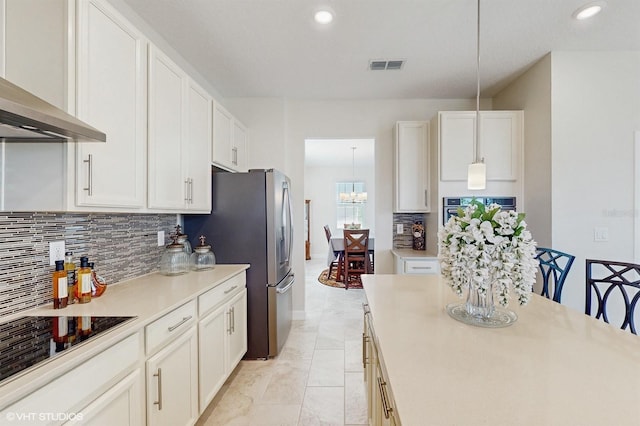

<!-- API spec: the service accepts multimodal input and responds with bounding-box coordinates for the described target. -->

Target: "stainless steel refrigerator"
[184,169,294,359]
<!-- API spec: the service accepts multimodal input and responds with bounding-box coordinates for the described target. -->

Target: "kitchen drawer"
[198,272,246,317]
[145,301,197,355]
[404,259,440,275]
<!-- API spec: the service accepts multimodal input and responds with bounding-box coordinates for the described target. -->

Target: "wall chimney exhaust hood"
[0,76,106,142]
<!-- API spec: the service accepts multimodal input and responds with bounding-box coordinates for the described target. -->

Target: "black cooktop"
[0,316,135,383]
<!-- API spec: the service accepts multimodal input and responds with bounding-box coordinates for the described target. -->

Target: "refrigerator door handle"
[277,274,295,294]
[282,182,294,265]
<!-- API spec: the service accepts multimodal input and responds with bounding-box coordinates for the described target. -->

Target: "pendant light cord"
[475,0,481,164]
[474,0,480,163]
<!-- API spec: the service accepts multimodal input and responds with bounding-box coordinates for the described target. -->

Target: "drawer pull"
[167,315,192,332]
[153,368,163,410]
[412,266,433,270]
[224,285,238,295]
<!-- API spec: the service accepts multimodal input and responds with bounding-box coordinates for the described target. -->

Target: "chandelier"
[339,146,367,203]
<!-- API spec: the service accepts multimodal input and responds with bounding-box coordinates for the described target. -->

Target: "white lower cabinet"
[70,369,144,426]
[146,326,199,426]
[198,275,248,413]
[145,301,198,426]
[364,305,400,426]
[394,257,440,275]
[4,332,143,425]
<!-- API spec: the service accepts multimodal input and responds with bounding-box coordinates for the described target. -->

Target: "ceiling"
[122,0,639,100]
[305,139,375,167]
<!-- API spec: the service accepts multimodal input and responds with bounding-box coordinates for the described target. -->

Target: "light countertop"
[362,274,640,426]
[0,264,249,407]
[391,248,438,259]
[391,249,438,260]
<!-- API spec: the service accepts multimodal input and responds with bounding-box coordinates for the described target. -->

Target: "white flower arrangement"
[438,200,538,307]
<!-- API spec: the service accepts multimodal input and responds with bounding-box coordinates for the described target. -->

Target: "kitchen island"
[362,274,640,426]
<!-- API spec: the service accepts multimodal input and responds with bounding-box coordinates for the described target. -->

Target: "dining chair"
[343,229,372,290]
[585,259,640,334]
[324,225,341,280]
[535,247,575,303]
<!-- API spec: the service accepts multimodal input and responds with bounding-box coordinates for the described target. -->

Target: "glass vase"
[446,275,518,328]
[465,283,495,320]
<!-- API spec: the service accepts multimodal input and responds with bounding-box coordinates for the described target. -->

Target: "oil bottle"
[52,260,68,309]
[64,252,77,304]
[77,256,92,304]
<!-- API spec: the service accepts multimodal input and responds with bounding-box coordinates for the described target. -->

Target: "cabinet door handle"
[153,368,163,410]
[231,306,235,333]
[189,178,194,203]
[224,285,238,295]
[377,376,392,419]
[185,179,190,203]
[167,315,192,332]
[361,332,369,369]
[83,154,93,196]
[424,189,428,207]
[232,147,238,165]
[362,303,370,315]
[227,309,232,334]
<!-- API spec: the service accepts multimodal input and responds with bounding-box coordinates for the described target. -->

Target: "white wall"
[229,97,477,317]
[551,51,640,312]
[494,51,640,313]
[305,161,376,259]
[494,54,553,247]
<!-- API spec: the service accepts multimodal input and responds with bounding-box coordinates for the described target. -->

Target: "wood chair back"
[343,229,371,289]
[323,225,332,243]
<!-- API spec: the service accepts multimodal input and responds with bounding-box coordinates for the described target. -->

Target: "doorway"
[304,138,375,260]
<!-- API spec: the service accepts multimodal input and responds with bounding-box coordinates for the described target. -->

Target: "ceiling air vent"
[369,59,405,71]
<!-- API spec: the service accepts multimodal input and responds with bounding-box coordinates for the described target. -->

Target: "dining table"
[362,274,640,426]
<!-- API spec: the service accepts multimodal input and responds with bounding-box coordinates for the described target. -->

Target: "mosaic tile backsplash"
[0,212,177,317]
[393,213,428,249]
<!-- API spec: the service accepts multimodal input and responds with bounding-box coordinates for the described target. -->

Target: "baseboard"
[292,310,306,320]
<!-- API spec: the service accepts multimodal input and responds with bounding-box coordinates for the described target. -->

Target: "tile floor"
[196,258,368,426]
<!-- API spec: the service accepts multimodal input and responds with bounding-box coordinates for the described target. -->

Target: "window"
[336,182,366,229]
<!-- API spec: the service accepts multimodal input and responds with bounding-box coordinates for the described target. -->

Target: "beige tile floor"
[196,258,368,426]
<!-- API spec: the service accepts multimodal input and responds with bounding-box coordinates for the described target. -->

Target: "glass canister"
[174,224,192,255]
[190,236,216,271]
[159,235,190,275]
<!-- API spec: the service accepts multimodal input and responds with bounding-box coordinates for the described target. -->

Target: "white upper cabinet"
[147,45,187,210]
[185,80,212,212]
[439,111,523,182]
[232,119,248,172]
[75,0,147,208]
[147,45,212,212]
[394,121,431,212]
[212,102,248,172]
[212,102,233,170]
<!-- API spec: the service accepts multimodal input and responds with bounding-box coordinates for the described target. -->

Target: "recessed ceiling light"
[572,1,606,20]
[314,10,334,24]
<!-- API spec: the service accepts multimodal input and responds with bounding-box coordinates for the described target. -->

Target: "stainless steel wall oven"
[443,197,517,224]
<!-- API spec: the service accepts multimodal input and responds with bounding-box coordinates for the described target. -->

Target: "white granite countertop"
[0,264,249,408]
[362,274,640,426]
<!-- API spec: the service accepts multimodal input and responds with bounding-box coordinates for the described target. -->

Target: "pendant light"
[467,0,486,190]
[339,146,367,203]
